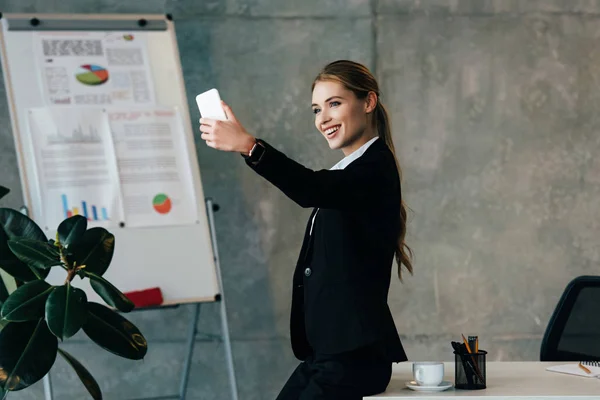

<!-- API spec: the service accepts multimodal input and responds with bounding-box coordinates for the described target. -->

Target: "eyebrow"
[311,96,344,107]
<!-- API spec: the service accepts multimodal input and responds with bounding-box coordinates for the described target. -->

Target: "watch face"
[255,142,265,155]
[251,141,266,162]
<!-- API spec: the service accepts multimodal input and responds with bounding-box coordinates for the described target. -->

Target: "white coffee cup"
[412,362,444,386]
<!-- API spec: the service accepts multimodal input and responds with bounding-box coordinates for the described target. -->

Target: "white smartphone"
[196,88,227,121]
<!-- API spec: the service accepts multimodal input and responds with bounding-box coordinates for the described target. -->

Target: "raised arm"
[197,102,398,210]
[244,139,397,209]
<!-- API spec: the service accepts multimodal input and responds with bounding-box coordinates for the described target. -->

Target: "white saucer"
[405,380,453,392]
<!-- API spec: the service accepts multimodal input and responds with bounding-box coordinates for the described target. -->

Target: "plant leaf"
[68,228,114,276]
[57,348,102,400]
[57,215,87,248]
[1,280,53,322]
[83,302,147,360]
[0,187,8,201]
[0,259,41,282]
[0,319,58,391]
[7,239,61,270]
[0,276,9,306]
[84,271,134,313]
[0,208,47,241]
[0,208,49,282]
[45,283,88,341]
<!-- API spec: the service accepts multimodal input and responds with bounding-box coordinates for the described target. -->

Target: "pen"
[468,335,478,353]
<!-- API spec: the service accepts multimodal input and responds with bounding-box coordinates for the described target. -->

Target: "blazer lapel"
[300,208,318,262]
[294,208,318,283]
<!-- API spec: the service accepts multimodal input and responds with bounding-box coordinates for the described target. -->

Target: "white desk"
[366,362,600,399]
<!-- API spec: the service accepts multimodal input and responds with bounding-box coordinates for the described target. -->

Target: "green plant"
[0,185,147,399]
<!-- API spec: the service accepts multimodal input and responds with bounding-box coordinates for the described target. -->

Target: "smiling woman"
[198,60,412,400]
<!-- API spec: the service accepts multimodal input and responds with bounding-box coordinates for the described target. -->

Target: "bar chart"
[62,194,109,221]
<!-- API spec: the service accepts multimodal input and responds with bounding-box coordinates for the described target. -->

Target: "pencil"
[462,334,472,353]
[579,362,592,374]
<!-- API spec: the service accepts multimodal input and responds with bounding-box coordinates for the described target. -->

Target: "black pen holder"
[454,350,487,390]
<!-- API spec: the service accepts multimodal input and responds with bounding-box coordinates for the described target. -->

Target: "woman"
[199,60,412,399]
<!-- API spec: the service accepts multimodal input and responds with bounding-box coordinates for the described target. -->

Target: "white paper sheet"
[546,363,600,378]
[27,107,125,231]
[34,31,156,106]
[107,107,198,227]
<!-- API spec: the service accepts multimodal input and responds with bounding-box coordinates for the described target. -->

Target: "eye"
[330,101,341,107]
[312,108,320,115]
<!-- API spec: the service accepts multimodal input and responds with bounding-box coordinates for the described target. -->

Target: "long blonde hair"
[311,60,413,281]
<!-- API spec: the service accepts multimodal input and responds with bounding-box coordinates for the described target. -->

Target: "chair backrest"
[540,275,600,361]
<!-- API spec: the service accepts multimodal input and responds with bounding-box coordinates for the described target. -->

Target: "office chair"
[540,275,600,361]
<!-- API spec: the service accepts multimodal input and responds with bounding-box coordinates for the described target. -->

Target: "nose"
[319,111,332,130]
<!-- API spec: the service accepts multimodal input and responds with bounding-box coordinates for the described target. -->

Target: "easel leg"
[23,205,54,400]
[43,373,53,400]
[179,303,201,400]
[205,198,239,400]
[220,296,238,400]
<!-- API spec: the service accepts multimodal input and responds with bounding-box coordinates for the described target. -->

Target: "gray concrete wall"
[1,0,599,398]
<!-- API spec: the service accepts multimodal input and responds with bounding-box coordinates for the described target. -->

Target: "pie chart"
[75,64,109,86]
[152,193,172,214]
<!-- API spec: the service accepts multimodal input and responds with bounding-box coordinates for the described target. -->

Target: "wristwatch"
[243,138,266,165]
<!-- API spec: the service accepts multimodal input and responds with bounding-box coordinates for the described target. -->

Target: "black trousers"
[275,343,392,400]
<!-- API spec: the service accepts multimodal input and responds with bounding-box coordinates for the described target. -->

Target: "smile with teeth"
[325,125,341,135]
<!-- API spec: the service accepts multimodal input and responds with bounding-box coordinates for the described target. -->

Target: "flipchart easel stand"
[38,198,239,400]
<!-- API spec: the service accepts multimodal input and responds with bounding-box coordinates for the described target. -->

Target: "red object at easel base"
[124,287,164,308]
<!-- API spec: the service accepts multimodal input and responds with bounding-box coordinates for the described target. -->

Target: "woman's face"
[311,80,375,156]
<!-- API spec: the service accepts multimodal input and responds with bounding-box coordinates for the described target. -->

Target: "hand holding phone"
[196,88,227,121]
[197,89,255,154]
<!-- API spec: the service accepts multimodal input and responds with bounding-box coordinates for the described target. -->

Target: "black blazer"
[245,138,408,363]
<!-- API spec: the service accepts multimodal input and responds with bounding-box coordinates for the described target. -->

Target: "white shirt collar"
[330,136,379,170]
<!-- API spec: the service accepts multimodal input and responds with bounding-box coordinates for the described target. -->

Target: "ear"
[365,91,378,114]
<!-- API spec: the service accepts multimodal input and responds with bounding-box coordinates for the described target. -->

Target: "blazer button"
[304,267,312,277]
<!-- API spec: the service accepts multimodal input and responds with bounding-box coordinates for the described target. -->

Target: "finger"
[199,124,213,134]
[221,101,238,123]
[200,132,212,141]
[199,117,215,126]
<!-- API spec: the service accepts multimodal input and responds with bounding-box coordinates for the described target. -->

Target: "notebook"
[546,362,600,378]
